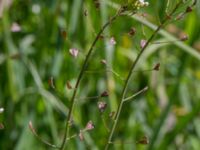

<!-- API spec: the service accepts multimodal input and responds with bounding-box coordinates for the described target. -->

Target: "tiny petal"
[98,101,107,113]
[69,48,79,58]
[11,22,21,32]
[140,39,147,49]
[85,120,94,130]
[109,37,116,45]
[0,108,4,113]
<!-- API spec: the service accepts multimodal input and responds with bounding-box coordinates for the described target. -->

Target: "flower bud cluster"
[134,0,149,9]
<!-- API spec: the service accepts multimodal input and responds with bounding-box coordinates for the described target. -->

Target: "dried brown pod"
[66,81,72,89]
[186,6,192,13]
[136,136,149,145]
[0,123,4,130]
[78,130,84,141]
[128,27,136,36]
[101,91,109,97]
[153,63,160,71]
[61,30,67,39]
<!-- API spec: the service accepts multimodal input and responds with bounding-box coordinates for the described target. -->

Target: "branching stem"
[104,2,182,150]
[60,7,124,150]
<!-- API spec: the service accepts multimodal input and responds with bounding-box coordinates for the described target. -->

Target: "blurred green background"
[0,0,200,150]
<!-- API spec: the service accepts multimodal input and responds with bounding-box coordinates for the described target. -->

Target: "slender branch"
[60,8,124,150]
[104,2,182,150]
[29,121,60,149]
[101,114,110,132]
[85,68,125,80]
[123,86,148,102]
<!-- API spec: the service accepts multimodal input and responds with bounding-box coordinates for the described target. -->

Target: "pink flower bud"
[109,37,116,45]
[98,101,107,113]
[11,22,21,32]
[140,39,147,49]
[85,120,94,130]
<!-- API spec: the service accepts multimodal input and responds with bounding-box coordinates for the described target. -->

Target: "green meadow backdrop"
[0,0,200,149]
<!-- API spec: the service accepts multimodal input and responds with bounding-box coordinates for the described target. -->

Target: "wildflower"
[98,101,107,113]
[134,0,149,9]
[109,37,116,45]
[11,22,21,32]
[140,39,147,49]
[69,48,79,58]
[85,120,94,130]
[0,108,4,113]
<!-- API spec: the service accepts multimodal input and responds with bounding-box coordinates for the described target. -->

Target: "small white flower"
[0,108,4,113]
[140,39,147,49]
[69,48,79,58]
[11,23,21,32]
[109,37,116,45]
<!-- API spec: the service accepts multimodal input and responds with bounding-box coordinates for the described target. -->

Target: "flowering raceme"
[113,0,149,10]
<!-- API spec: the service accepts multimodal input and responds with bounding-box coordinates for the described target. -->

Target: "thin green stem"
[104,2,182,150]
[123,86,148,102]
[60,8,123,150]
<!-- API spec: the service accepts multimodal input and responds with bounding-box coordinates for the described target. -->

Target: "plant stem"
[60,8,123,150]
[123,86,148,102]
[104,2,182,150]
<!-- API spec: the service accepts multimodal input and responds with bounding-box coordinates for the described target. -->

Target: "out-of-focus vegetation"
[0,0,200,150]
